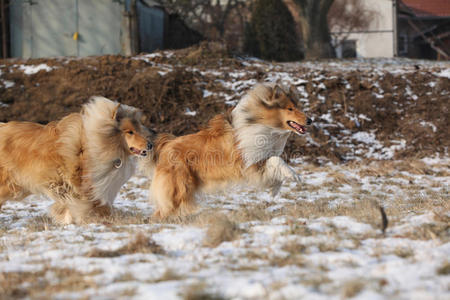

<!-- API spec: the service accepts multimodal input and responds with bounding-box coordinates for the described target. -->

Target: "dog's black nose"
[306,118,312,125]
[147,142,153,150]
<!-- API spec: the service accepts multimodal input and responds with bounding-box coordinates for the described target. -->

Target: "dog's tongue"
[289,121,306,134]
[130,147,142,155]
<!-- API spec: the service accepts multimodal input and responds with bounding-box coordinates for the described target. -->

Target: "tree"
[328,0,379,50]
[160,0,248,47]
[244,0,302,61]
[285,0,336,59]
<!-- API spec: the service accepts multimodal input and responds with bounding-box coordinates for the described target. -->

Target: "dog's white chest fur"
[232,93,291,168]
[235,124,290,168]
[82,97,138,206]
[96,157,136,205]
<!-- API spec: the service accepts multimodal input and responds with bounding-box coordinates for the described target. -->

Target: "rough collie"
[140,83,311,218]
[0,97,152,224]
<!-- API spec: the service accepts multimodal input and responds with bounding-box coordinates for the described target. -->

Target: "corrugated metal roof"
[400,0,450,17]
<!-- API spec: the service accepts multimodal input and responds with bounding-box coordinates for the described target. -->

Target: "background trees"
[244,0,302,61]
[162,0,379,60]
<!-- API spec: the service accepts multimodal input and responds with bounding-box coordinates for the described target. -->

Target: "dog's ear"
[140,112,147,124]
[112,103,121,121]
[260,85,285,107]
[272,85,285,100]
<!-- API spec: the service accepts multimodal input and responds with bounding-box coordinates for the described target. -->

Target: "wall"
[331,0,396,58]
[10,0,125,58]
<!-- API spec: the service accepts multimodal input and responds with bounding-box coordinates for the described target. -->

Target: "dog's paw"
[283,166,301,183]
[270,181,282,197]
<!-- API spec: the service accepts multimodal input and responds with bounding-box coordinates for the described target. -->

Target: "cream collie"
[0,97,152,224]
[140,83,311,218]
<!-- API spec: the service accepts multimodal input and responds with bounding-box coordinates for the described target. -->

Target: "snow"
[435,68,450,79]
[2,80,14,88]
[1,156,449,299]
[1,54,449,299]
[420,121,437,133]
[351,131,377,144]
[202,89,213,98]
[184,108,197,116]
[19,63,53,75]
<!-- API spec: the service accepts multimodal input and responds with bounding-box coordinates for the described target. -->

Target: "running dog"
[140,83,311,218]
[0,97,152,224]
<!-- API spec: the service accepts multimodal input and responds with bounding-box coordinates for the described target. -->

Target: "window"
[398,34,408,55]
[342,40,357,58]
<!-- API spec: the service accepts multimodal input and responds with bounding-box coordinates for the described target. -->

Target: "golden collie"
[140,83,311,218]
[0,97,152,224]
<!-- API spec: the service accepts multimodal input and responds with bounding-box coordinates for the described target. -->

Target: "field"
[0,44,449,299]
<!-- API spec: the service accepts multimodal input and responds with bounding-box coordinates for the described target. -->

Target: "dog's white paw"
[283,166,301,183]
[270,181,282,197]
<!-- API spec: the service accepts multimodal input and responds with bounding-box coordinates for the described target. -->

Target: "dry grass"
[393,247,414,259]
[341,279,365,299]
[352,159,447,177]
[26,215,54,232]
[437,261,450,275]
[183,282,225,300]
[230,202,274,223]
[284,198,384,232]
[301,274,331,291]
[86,232,164,257]
[203,214,243,247]
[153,269,184,283]
[102,209,150,226]
[0,267,98,299]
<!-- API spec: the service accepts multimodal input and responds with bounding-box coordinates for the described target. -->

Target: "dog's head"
[112,104,154,157]
[244,84,312,135]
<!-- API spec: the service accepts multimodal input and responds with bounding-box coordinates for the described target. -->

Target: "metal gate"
[10,0,124,58]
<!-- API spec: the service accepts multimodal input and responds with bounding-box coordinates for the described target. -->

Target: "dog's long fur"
[140,83,311,218]
[0,97,151,224]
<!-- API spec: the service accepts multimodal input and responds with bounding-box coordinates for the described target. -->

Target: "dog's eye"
[127,131,134,135]
[288,108,293,111]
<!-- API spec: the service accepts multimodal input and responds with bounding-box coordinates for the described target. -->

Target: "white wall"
[332,0,396,58]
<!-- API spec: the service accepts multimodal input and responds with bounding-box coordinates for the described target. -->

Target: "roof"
[400,0,450,18]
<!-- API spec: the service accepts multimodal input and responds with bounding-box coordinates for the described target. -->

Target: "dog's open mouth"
[287,121,306,134]
[130,147,147,157]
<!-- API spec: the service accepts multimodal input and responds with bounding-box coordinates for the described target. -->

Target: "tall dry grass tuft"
[86,232,164,257]
[437,261,450,275]
[183,282,226,300]
[203,214,242,247]
[341,279,365,299]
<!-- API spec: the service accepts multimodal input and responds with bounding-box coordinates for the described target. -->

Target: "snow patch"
[19,64,53,75]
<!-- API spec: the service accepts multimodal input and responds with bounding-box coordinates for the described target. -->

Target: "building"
[330,0,449,60]
[330,0,397,58]
[6,0,201,58]
[397,0,450,60]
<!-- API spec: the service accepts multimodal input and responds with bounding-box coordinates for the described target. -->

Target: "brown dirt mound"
[0,44,448,163]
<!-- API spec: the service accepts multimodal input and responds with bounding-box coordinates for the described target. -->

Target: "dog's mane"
[232,84,291,168]
[81,97,138,204]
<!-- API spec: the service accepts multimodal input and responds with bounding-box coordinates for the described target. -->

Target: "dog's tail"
[138,133,176,177]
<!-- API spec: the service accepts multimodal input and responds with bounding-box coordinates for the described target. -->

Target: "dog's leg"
[151,166,196,219]
[265,156,301,182]
[68,199,94,225]
[263,156,301,196]
[0,185,12,208]
[50,202,73,225]
[150,170,176,218]
[0,180,29,208]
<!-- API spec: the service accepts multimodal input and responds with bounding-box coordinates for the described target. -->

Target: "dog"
[0,97,152,224]
[140,83,311,218]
